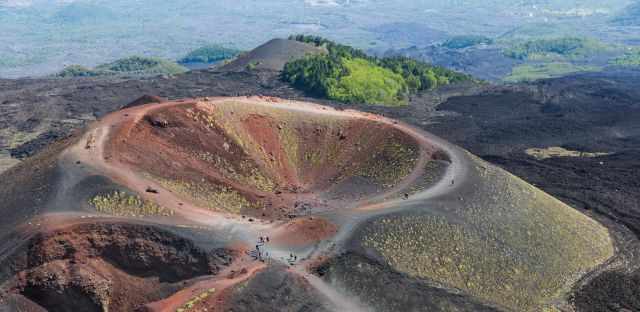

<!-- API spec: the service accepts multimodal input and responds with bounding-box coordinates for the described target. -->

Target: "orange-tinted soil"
[0,96,453,312]
[4,221,235,312]
[272,217,338,247]
[103,97,442,220]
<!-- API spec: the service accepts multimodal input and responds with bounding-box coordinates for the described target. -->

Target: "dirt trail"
[58,96,468,311]
[144,257,266,312]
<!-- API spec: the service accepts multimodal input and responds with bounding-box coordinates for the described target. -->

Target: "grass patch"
[95,56,187,75]
[179,44,240,64]
[176,288,216,312]
[56,56,188,77]
[441,35,493,49]
[196,151,275,192]
[154,176,259,214]
[503,62,601,82]
[610,50,640,66]
[89,191,173,217]
[54,65,101,77]
[504,37,611,61]
[356,141,418,187]
[525,146,610,160]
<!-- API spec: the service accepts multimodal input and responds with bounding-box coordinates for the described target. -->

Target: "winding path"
[62,96,470,311]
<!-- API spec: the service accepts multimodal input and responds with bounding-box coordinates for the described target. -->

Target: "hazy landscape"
[1,0,639,80]
[1,1,640,311]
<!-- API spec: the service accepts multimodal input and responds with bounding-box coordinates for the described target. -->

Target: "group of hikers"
[248,236,269,262]
[247,236,298,266]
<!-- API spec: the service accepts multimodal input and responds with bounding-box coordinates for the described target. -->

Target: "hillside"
[384,34,639,82]
[612,2,640,26]
[1,0,637,78]
[95,56,188,75]
[218,38,326,72]
[504,37,612,61]
[57,56,188,77]
[179,44,241,66]
[611,50,640,66]
[441,35,493,49]
[0,96,613,311]
[282,35,473,106]
[0,40,639,311]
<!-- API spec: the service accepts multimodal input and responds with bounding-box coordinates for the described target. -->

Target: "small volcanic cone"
[122,94,167,109]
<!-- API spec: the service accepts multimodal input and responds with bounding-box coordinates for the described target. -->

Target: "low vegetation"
[354,140,419,188]
[610,50,640,66]
[327,58,407,106]
[55,65,101,78]
[179,44,241,64]
[176,288,216,312]
[504,62,601,82]
[361,157,613,310]
[56,56,188,77]
[525,146,610,160]
[441,35,493,49]
[89,191,174,217]
[154,176,259,214]
[95,56,187,75]
[282,35,473,106]
[504,37,610,60]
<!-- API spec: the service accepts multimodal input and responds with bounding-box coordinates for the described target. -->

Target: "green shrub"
[442,35,493,49]
[289,34,371,60]
[55,56,188,77]
[245,61,259,71]
[504,37,609,60]
[380,56,471,91]
[610,50,640,66]
[55,65,101,77]
[504,62,601,82]
[179,44,240,64]
[328,58,407,105]
[282,54,344,97]
[89,191,174,217]
[283,35,473,105]
[96,56,187,75]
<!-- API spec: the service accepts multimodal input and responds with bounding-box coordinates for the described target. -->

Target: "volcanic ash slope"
[0,96,615,312]
[331,152,614,311]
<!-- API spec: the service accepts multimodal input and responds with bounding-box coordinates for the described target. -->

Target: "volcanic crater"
[104,96,443,219]
[0,96,615,312]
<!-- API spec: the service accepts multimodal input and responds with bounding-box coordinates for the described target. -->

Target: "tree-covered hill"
[504,37,611,61]
[441,35,493,49]
[282,35,473,106]
[179,44,241,65]
[56,56,188,78]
